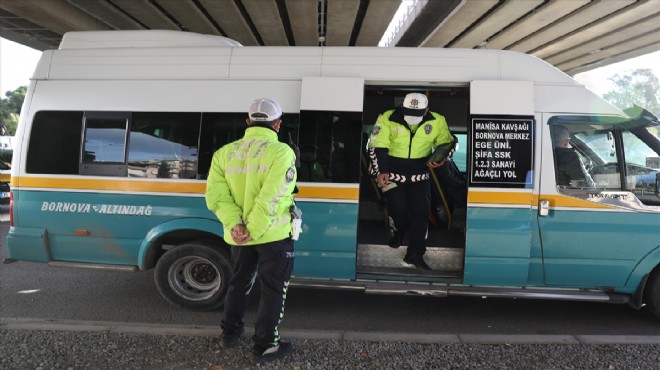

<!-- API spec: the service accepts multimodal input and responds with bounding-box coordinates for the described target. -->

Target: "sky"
[0,38,42,96]
[573,51,660,96]
[1,36,659,100]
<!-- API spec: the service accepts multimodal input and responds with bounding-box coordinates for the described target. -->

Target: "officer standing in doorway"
[368,92,453,270]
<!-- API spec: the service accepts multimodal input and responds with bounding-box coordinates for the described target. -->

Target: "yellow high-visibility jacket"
[206,126,297,245]
[368,108,452,180]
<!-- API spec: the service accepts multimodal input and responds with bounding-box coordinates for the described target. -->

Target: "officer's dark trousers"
[385,179,430,258]
[221,238,294,352]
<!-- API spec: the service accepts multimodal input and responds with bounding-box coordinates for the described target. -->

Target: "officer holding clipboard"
[367,93,455,270]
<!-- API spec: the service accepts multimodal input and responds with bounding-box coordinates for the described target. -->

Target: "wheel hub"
[168,256,221,301]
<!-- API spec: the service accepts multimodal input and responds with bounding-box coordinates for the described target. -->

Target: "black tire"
[644,267,660,319]
[154,241,232,311]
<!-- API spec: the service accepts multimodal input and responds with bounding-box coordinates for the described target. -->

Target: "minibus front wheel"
[154,240,231,311]
[644,267,660,319]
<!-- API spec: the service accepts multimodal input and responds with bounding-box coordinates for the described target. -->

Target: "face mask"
[404,115,423,125]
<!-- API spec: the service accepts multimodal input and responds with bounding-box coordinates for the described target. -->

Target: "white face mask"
[404,115,423,125]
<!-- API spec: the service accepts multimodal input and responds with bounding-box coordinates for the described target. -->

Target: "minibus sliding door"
[464,81,535,286]
[293,77,363,280]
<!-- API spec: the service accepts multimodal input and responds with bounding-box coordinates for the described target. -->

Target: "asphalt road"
[3,214,660,337]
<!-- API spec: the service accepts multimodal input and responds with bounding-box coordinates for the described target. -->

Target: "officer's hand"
[231,225,252,244]
[427,160,446,169]
[376,173,390,188]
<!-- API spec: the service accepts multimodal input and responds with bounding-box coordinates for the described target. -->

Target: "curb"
[3,318,660,345]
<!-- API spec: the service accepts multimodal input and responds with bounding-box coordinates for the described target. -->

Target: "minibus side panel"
[26,80,303,113]
[464,204,535,285]
[14,183,209,265]
[527,213,545,286]
[292,201,357,279]
[539,207,644,287]
[136,217,224,269]
[5,226,48,262]
[293,77,364,280]
[527,122,546,287]
[463,81,535,286]
[625,246,660,294]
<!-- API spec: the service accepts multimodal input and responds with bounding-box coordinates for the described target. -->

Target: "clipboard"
[427,140,457,164]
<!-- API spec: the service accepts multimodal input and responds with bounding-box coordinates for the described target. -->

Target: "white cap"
[249,98,283,122]
[402,93,428,116]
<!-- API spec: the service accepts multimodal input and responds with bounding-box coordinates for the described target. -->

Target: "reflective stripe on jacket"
[205,126,297,245]
[367,108,452,179]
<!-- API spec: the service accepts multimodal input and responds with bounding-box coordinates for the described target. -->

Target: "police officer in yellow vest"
[206,97,297,364]
[368,93,453,270]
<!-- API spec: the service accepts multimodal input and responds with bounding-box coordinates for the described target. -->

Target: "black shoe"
[251,341,293,364]
[403,255,415,266]
[403,255,432,271]
[220,328,244,349]
[388,230,401,249]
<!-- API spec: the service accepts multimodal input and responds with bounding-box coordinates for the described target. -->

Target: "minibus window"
[198,113,252,180]
[129,112,201,179]
[574,129,621,189]
[621,129,660,205]
[298,110,361,183]
[278,114,300,165]
[79,112,130,177]
[550,122,621,190]
[82,118,127,163]
[623,130,658,169]
[551,118,660,206]
[27,111,83,175]
[197,113,301,180]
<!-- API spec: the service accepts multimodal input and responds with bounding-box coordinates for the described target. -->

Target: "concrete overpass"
[0,0,659,75]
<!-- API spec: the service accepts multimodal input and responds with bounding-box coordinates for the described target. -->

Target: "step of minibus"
[357,243,462,278]
[357,265,462,279]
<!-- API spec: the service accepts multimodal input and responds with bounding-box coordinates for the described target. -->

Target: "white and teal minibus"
[6,30,660,317]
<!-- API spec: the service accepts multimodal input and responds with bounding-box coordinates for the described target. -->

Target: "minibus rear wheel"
[644,267,660,319]
[155,241,231,311]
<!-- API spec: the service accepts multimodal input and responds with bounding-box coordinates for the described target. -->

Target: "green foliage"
[603,69,660,116]
[4,113,19,136]
[0,85,27,135]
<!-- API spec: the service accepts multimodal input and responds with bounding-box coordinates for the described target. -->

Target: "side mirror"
[655,172,660,196]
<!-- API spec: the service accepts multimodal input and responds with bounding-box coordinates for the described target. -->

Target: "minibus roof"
[30,30,623,117]
[59,30,243,49]
[42,30,576,86]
